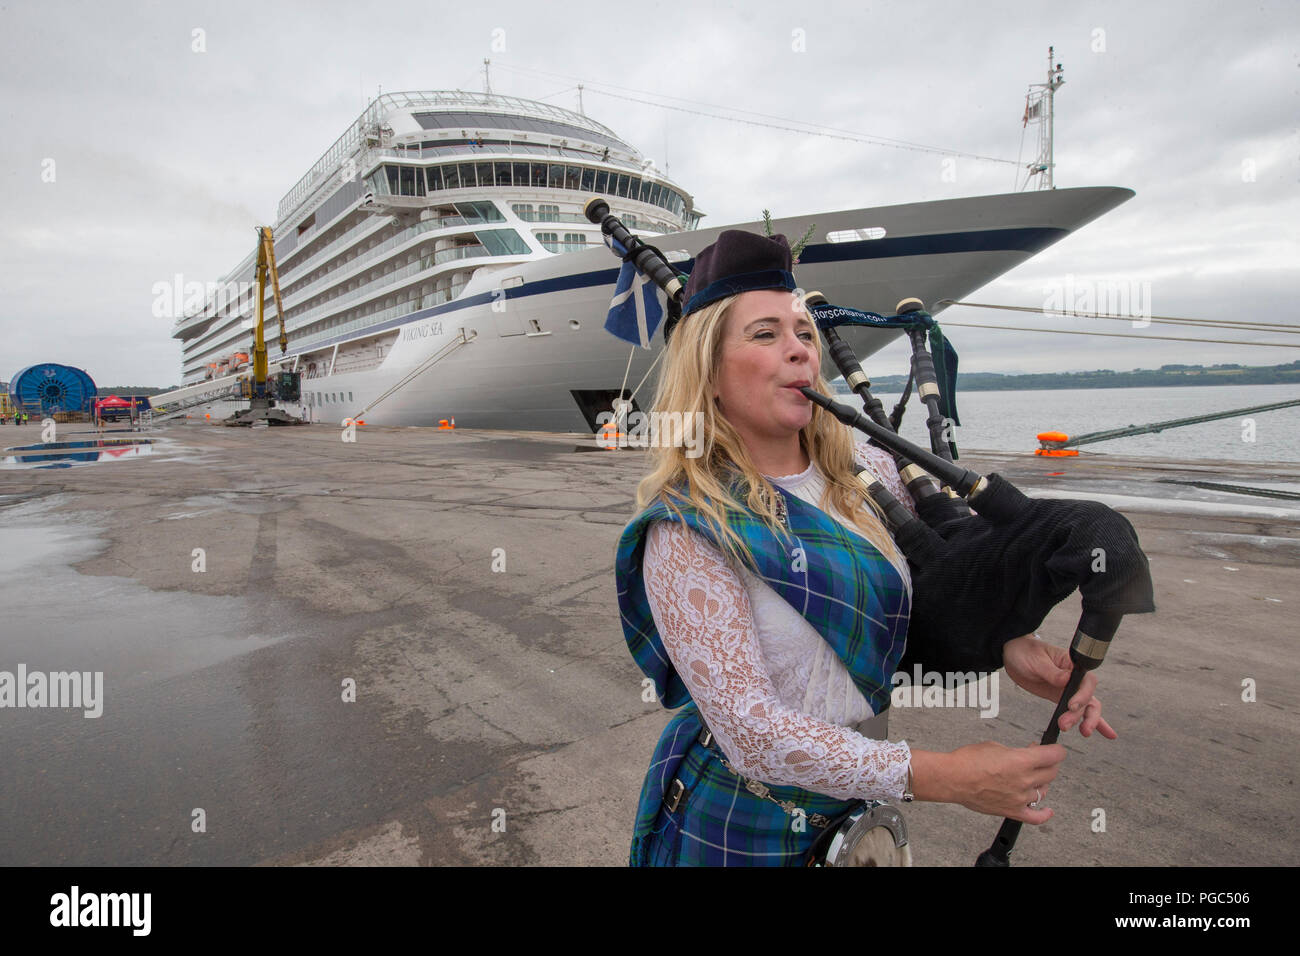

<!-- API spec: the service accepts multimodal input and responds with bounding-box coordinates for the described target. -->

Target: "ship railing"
[277,90,624,223]
[286,259,437,334]
[514,210,589,224]
[273,267,442,350]
[277,215,492,314]
[279,215,392,275]
[281,220,442,308]
[288,288,456,354]
[432,245,491,266]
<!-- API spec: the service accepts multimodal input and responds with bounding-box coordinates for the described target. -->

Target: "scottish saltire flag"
[603,235,665,348]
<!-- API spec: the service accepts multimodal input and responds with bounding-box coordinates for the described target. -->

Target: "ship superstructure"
[167,90,1133,431]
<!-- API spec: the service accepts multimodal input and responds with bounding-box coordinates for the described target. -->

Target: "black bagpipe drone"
[586,198,1155,866]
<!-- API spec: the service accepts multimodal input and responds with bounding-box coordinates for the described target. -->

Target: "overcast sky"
[2,0,1296,387]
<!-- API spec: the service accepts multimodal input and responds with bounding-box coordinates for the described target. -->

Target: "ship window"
[538,203,559,219]
[651,184,664,207]
[548,164,565,189]
[457,201,504,223]
[399,166,423,197]
[476,228,531,256]
[476,162,495,186]
[458,163,478,188]
[617,174,631,198]
[386,166,400,194]
[827,227,887,242]
[595,170,608,194]
[564,233,586,246]
[581,168,595,192]
[349,392,353,401]
[427,167,443,191]
[512,203,534,218]
[441,165,459,189]
[532,162,548,187]
[537,231,558,248]
[513,162,529,185]
[565,165,581,190]
[495,162,513,186]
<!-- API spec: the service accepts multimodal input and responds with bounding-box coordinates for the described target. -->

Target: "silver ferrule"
[1072,632,1111,663]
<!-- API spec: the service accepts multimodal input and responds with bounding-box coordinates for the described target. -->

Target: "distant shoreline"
[853,361,1300,392]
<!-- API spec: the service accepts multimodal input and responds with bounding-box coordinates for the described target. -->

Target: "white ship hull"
[170,186,1133,432]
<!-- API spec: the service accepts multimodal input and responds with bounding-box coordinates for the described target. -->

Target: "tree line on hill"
[857,360,1300,392]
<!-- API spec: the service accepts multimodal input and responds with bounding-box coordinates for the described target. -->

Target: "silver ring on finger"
[1028,788,1042,810]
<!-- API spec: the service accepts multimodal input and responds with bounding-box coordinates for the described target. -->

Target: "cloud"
[1,0,1296,385]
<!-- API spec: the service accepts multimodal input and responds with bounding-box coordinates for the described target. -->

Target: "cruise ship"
[165,90,1133,431]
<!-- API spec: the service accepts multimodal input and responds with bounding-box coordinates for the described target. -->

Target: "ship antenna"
[1021,46,1065,190]
[577,83,585,115]
[483,58,492,95]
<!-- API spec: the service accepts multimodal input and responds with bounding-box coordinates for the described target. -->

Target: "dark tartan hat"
[681,229,797,319]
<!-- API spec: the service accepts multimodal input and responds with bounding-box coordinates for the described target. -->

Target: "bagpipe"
[586,198,1156,866]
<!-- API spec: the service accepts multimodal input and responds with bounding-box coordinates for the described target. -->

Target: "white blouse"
[642,439,918,802]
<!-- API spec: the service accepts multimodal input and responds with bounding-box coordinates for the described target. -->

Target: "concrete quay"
[1,421,1296,866]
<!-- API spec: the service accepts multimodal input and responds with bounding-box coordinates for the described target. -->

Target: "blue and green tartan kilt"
[631,707,859,867]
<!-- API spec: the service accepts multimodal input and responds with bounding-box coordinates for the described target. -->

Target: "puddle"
[2,437,157,468]
[0,510,277,694]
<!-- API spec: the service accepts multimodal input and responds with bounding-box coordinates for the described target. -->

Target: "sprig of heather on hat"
[761,209,816,263]
[789,224,816,264]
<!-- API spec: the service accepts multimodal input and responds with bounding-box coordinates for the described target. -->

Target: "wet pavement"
[0,421,1296,866]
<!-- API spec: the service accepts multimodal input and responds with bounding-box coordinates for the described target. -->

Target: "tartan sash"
[615,482,911,866]
[615,484,910,717]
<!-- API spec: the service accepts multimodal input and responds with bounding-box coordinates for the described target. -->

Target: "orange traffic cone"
[597,421,623,450]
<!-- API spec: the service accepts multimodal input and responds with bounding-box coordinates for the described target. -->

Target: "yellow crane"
[225,226,305,426]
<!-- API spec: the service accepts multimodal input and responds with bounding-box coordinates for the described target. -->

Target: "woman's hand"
[910,742,1065,824]
[1001,634,1117,739]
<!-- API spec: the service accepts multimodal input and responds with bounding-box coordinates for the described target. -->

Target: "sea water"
[874,383,1300,463]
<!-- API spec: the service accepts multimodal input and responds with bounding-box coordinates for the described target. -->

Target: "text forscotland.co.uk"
[0,665,103,718]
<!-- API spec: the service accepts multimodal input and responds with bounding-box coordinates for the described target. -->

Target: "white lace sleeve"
[641,520,912,802]
[854,438,919,518]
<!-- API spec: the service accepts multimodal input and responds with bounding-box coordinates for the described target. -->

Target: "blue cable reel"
[9,363,98,415]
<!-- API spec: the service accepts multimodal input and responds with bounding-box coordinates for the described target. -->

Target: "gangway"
[149,364,290,421]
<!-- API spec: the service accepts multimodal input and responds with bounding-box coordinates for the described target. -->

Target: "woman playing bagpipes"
[614,229,1116,866]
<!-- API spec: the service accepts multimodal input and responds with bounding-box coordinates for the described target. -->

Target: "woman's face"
[713,289,820,441]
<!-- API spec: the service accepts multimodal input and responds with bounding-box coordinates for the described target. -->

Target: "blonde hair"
[634,293,902,572]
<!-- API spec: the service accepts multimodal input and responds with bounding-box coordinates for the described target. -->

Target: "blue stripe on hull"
[288,227,1063,357]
